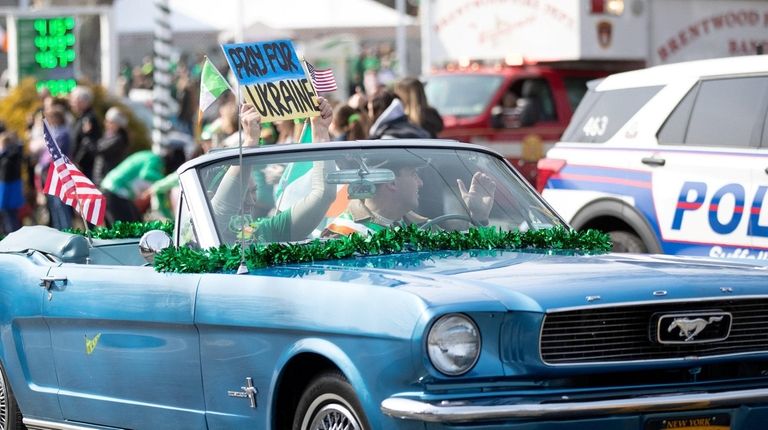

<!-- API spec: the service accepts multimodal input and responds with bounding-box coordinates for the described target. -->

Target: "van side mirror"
[517,98,540,127]
[491,105,524,129]
[490,106,504,128]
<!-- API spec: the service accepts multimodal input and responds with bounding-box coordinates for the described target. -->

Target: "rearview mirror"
[326,168,395,184]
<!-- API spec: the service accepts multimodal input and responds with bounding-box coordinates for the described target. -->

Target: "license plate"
[645,413,730,430]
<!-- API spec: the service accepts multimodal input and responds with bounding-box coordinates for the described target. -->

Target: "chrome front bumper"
[381,387,768,423]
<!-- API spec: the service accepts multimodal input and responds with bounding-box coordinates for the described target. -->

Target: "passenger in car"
[324,156,496,236]
[210,97,337,244]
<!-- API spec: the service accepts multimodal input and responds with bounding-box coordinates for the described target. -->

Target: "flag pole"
[236,85,249,275]
[72,187,93,249]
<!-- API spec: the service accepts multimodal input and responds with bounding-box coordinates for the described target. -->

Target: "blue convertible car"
[1,141,767,430]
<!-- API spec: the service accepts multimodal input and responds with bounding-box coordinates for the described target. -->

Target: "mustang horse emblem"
[667,316,723,342]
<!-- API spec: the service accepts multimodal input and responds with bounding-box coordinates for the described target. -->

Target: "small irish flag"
[199,57,231,117]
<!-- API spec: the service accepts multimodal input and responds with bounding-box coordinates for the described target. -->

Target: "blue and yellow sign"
[222,39,320,122]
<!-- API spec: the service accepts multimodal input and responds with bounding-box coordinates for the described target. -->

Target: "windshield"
[197,146,563,245]
[425,75,504,117]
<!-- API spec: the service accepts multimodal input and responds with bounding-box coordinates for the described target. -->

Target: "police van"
[538,55,768,261]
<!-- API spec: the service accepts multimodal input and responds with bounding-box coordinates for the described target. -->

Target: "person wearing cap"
[209,97,337,244]
[325,156,496,236]
[92,107,129,186]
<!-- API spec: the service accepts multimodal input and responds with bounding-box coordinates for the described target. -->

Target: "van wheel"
[293,371,369,430]
[608,230,647,253]
[0,362,24,430]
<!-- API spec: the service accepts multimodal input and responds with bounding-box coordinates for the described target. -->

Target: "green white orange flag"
[273,120,348,217]
[199,57,231,115]
[274,120,313,212]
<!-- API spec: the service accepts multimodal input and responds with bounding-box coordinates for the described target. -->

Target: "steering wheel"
[419,213,476,230]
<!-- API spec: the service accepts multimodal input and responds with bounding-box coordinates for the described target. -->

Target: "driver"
[210,97,337,243]
[324,155,496,236]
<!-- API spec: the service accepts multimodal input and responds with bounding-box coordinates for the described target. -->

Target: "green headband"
[348,113,361,126]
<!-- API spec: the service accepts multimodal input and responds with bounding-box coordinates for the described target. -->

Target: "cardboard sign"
[222,39,320,122]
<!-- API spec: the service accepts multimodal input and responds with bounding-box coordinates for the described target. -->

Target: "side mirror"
[139,230,172,264]
[490,106,504,128]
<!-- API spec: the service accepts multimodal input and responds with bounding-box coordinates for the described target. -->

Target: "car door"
[0,253,64,421]
[653,76,768,258]
[43,263,205,429]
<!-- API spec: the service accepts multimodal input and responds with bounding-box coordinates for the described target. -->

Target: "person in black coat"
[92,107,129,186]
[368,89,431,139]
[394,77,444,138]
[0,131,24,234]
[69,86,103,178]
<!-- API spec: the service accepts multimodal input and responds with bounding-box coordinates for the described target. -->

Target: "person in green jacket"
[209,97,335,245]
[100,148,186,224]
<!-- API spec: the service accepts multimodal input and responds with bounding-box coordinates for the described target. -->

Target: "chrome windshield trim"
[381,387,768,423]
[178,169,219,248]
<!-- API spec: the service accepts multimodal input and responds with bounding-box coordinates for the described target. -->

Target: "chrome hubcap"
[308,403,361,430]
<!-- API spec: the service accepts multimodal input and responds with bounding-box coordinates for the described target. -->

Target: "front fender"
[271,338,375,419]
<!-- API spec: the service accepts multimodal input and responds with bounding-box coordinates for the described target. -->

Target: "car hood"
[255,251,768,312]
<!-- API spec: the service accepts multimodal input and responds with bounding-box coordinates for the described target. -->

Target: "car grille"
[540,298,768,364]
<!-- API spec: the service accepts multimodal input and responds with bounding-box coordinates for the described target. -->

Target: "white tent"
[114,0,414,34]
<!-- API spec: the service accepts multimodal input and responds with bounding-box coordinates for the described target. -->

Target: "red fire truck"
[421,0,766,183]
[424,63,617,183]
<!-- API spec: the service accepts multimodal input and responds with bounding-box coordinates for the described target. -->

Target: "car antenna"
[235,87,249,275]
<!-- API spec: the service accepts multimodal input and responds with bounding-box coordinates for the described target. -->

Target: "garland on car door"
[64,220,175,239]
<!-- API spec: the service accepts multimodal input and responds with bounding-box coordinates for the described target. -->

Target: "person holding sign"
[210,97,336,244]
[222,39,323,124]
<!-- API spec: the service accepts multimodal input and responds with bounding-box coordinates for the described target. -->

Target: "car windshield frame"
[190,142,565,246]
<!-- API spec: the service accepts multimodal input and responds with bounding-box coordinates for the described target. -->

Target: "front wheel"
[0,362,24,430]
[293,371,369,430]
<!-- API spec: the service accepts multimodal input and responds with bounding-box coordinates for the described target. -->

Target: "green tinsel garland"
[153,224,612,274]
[64,220,174,239]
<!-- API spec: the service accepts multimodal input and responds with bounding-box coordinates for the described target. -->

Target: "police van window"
[657,84,697,144]
[684,76,768,148]
[763,107,768,148]
[564,77,592,111]
[561,85,662,143]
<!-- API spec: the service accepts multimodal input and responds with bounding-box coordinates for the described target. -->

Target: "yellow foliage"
[0,78,151,153]
[0,78,40,140]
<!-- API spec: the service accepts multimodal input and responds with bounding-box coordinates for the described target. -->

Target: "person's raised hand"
[457,172,496,224]
[310,96,333,142]
[240,103,261,147]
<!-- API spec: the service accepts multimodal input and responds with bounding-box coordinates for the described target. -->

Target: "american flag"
[42,120,106,226]
[306,61,337,93]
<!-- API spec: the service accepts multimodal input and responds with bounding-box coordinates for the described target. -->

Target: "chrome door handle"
[39,275,67,290]
[641,157,666,166]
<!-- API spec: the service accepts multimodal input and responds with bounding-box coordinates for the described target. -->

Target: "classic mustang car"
[1,140,767,430]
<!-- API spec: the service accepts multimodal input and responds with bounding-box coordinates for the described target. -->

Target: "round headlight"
[427,314,481,376]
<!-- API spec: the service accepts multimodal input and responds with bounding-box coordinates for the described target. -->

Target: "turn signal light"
[536,158,566,193]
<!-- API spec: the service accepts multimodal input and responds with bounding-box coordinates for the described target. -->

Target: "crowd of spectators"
[0,47,445,236]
